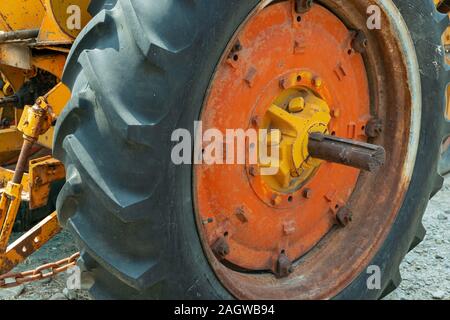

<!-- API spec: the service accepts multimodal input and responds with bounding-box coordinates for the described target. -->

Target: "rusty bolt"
[279,78,288,89]
[271,194,282,206]
[248,166,258,177]
[303,188,313,199]
[235,206,248,223]
[295,0,313,13]
[313,77,323,88]
[365,118,383,138]
[331,109,340,118]
[276,252,293,278]
[211,236,230,260]
[251,115,261,127]
[351,30,368,53]
[202,218,214,225]
[34,176,43,186]
[336,206,353,227]
[228,40,242,60]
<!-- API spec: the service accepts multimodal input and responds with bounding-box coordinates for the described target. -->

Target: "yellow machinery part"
[29,156,65,210]
[38,82,71,149]
[0,128,23,163]
[0,0,45,31]
[261,86,331,192]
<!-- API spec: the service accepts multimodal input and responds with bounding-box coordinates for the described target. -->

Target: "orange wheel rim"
[196,2,369,272]
[193,0,417,299]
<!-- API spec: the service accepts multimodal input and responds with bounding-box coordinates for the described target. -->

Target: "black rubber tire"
[54,0,449,299]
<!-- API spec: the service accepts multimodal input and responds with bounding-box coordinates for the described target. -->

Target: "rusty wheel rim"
[194,0,420,299]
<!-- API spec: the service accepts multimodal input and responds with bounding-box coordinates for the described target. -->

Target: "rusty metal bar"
[295,0,313,13]
[0,212,62,274]
[12,139,34,184]
[0,29,39,43]
[308,132,386,172]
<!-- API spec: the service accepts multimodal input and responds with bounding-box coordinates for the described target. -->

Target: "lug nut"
[351,30,368,53]
[211,236,230,260]
[288,97,305,113]
[303,188,313,199]
[276,252,293,278]
[295,0,313,13]
[271,194,282,206]
[331,109,340,118]
[313,77,323,88]
[365,118,383,138]
[336,206,353,226]
[248,166,258,177]
[251,115,260,127]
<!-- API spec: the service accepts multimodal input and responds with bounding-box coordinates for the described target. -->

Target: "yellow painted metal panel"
[0,0,45,31]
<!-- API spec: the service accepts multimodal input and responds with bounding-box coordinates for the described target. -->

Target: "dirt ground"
[0,177,449,300]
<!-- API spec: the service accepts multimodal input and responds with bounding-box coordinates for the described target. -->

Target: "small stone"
[435,254,445,260]
[432,290,446,300]
[63,287,77,300]
[437,214,448,221]
[0,285,24,299]
[49,293,67,300]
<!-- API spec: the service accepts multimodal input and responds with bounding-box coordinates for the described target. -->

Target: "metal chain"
[0,252,80,289]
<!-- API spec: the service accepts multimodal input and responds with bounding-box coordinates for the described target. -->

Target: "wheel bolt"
[336,206,353,227]
[295,0,313,13]
[351,30,368,53]
[303,188,313,199]
[271,194,282,206]
[211,236,230,260]
[248,166,258,177]
[276,252,293,278]
[313,77,323,88]
[365,117,383,138]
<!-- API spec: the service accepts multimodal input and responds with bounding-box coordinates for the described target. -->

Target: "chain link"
[0,252,80,289]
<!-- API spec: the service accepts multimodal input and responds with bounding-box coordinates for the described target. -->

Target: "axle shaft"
[308,132,386,172]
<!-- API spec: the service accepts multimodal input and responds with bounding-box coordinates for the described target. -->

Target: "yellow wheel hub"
[261,86,331,193]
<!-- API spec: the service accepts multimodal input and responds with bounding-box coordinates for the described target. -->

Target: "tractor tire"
[54,0,449,299]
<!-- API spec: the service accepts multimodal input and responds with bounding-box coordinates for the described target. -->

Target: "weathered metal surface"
[0,29,39,43]
[0,0,45,32]
[0,212,63,275]
[195,0,418,300]
[0,96,58,273]
[308,132,386,172]
[29,156,65,209]
[195,2,371,275]
[0,44,31,69]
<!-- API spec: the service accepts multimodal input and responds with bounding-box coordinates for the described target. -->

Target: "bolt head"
[248,166,258,177]
[303,188,313,199]
[365,118,383,138]
[313,77,323,88]
[271,194,282,206]
[251,116,260,127]
[336,207,353,226]
[276,252,293,278]
[331,109,340,118]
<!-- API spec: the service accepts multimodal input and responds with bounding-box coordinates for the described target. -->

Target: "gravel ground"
[0,177,448,300]
[385,176,450,300]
